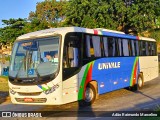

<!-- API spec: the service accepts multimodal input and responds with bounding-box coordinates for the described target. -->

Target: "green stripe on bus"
[130,57,138,86]
[78,62,92,100]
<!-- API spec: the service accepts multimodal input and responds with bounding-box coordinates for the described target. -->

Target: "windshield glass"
[9,36,60,80]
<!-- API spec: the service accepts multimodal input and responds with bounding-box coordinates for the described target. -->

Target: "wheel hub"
[85,87,93,102]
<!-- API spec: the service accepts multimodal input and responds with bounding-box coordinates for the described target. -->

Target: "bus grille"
[15,98,47,103]
[18,92,41,96]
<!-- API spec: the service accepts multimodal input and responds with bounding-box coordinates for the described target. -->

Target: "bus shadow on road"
[40,101,96,117]
[0,91,9,104]
[131,91,160,111]
[76,101,96,117]
[134,90,156,101]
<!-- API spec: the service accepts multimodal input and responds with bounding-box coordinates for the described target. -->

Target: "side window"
[138,41,157,56]
[103,37,119,57]
[148,42,152,56]
[145,42,149,56]
[151,42,157,56]
[115,38,120,56]
[139,41,142,56]
[122,39,129,56]
[134,41,139,56]
[140,41,147,56]
[131,40,135,56]
[108,37,115,57]
[128,40,133,56]
[86,35,92,57]
[85,35,101,58]
[118,38,122,56]
[103,37,108,57]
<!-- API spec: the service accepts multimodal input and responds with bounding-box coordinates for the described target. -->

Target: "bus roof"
[16,27,82,41]
[139,37,156,42]
[95,28,125,34]
[16,27,155,42]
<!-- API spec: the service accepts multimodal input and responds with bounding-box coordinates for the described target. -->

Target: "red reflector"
[24,98,33,102]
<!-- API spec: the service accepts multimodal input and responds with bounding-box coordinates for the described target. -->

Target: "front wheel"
[80,83,97,106]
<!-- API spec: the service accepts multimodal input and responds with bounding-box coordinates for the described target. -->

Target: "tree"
[0,18,27,43]
[125,0,157,33]
[65,0,160,33]
[28,0,67,28]
[65,0,130,29]
[23,18,49,32]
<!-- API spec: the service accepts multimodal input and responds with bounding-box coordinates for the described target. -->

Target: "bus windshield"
[9,36,60,83]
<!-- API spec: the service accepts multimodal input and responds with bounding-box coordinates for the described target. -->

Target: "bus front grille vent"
[17,92,41,96]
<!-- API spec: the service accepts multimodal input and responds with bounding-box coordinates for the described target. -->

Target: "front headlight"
[44,90,50,95]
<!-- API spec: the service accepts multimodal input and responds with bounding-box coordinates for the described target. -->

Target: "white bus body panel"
[139,56,159,82]
[62,74,79,104]
[8,74,63,105]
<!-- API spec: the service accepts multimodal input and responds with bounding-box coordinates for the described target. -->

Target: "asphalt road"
[0,76,160,119]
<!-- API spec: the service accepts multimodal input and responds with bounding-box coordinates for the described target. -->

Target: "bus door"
[62,32,82,103]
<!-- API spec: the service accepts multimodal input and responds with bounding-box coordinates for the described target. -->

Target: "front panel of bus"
[8,36,63,105]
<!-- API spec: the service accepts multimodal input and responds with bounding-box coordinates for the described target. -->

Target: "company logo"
[98,62,120,70]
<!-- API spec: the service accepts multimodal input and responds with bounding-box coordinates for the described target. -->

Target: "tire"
[130,73,144,91]
[137,74,144,90]
[80,83,97,106]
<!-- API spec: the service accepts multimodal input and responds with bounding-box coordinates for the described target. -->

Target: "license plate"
[24,98,33,102]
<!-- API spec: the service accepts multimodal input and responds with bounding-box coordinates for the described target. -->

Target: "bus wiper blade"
[15,58,26,82]
[35,68,42,82]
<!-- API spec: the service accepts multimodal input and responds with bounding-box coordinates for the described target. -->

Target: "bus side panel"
[139,56,159,82]
[91,57,139,94]
[77,57,139,100]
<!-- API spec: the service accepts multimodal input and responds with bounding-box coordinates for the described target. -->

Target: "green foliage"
[5,56,10,61]
[65,0,120,29]
[0,76,9,92]
[0,18,27,43]
[0,76,8,80]
[65,0,160,33]
[1,0,160,44]
[127,0,156,32]
[149,29,160,42]
[23,18,49,33]
[28,0,67,28]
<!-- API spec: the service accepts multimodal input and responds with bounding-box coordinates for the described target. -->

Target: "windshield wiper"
[14,57,26,82]
[34,41,42,82]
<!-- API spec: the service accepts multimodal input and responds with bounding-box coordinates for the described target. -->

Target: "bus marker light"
[73,90,78,93]
[10,89,16,95]
[100,82,104,87]
[114,82,118,85]
[124,79,128,82]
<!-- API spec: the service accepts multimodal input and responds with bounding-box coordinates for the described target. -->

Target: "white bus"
[8,27,159,105]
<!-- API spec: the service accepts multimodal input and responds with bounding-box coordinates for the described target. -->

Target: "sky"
[0,0,45,28]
